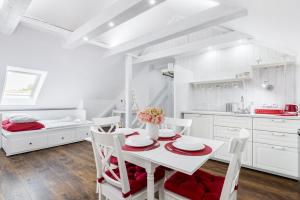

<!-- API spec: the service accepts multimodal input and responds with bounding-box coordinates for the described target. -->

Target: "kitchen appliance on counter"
[254,104,299,116]
[285,104,298,113]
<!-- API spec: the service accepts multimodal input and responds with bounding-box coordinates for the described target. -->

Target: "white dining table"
[122,131,224,200]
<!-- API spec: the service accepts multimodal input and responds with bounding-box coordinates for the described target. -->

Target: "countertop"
[181,110,300,120]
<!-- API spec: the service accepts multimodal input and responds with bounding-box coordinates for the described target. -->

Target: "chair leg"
[96,183,99,193]
[159,185,165,200]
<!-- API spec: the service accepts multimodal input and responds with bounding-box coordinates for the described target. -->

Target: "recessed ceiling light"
[83,36,89,41]
[207,46,213,51]
[149,0,156,5]
[108,22,115,27]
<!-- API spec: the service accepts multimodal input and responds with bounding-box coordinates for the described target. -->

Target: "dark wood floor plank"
[0,141,299,200]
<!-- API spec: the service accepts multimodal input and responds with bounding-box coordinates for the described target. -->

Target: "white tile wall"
[176,43,296,111]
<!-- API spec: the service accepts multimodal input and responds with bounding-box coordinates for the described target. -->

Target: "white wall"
[175,43,297,111]
[0,25,124,114]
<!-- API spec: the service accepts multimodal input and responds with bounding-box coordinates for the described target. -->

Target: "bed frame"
[0,109,92,156]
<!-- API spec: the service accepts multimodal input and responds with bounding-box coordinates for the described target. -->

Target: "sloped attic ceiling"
[20,0,300,56]
[24,0,118,31]
[222,0,300,55]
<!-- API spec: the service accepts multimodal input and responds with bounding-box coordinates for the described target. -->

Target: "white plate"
[173,139,205,151]
[115,128,136,136]
[125,135,154,147]
[159,129,176,138]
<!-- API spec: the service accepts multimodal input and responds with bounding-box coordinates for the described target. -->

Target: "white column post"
[125,54,133,128]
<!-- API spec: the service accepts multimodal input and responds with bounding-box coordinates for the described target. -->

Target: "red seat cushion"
[164,169,225,200]
[101,163,165,195]
[110,156,119,165]
[2,121,45,132]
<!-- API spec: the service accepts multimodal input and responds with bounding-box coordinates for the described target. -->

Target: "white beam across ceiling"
[104,5,247,57]
[134,31,252,64]
[64,0,166,49]
[0,0,32,35]
[21,16,111,49]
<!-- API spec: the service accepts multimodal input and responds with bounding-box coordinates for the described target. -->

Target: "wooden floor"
[0,142,299,200]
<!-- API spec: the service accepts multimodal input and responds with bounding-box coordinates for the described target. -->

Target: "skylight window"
[1,66,47,105]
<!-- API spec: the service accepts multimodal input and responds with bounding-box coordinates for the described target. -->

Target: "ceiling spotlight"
[207,46,213,51]
[108,22,115,27]
[83,36,89,41]
[149,0,156,5]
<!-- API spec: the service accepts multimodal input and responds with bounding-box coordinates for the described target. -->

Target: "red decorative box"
[255,109,284,115]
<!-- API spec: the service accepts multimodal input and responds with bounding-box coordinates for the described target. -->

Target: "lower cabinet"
[214,137,253,166]
[253,143,299,177]
[48,131,76,146]
[3,126,91,156]
[11,135,47,154]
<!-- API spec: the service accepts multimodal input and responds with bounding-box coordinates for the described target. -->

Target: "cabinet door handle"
[86,133,89,136]
[227,128,240,132]
[61,137,65,140]
[272,133,286,137]
[29,142,32,145]
[271,146,285,151]
[271,119,285,123]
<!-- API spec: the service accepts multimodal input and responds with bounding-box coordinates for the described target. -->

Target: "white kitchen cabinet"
[214,126,252,141]
[253,118,300,133]
[214,137,252,166]
[184,114,214,139]
[253,143,299,177]
[253,130,298,148]
[214,115,252,129]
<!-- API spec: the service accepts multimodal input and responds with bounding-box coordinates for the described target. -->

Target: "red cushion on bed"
[2,119,10,126]
[164,169,225,200]
[2,121,45,132]
[103,163,165,195]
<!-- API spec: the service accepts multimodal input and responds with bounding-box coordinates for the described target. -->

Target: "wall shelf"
[252,61,295,69]
[190,77,251,85]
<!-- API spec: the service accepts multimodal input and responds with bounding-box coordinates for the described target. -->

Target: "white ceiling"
[222,0,300,55]
[95,0,219,47]
[25,0,117,31]
[22,0,300,56]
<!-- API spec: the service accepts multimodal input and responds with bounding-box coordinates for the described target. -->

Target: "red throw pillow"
[2,119,10,126]
[2,121,45,132]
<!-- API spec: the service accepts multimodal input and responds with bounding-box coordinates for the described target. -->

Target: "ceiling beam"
[104,5,247,57]
[21,16,112,49]
[0,0,32,35]
[134,31,252,64]
[63,0,166,49]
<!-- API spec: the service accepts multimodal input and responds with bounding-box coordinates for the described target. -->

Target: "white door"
[184,114,214,139]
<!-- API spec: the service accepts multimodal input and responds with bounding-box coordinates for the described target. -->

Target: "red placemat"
[125,132,139,138]
[158,134,181,141]
[164,142,212,156]
[122,141,160,152]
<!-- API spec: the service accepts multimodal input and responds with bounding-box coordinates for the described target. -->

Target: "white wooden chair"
[93,116,121,133]
[162,117,192,135]
[164,129,249,200]
[91,127,165,200]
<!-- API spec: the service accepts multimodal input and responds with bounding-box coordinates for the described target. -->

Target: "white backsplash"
[176,43,296,111]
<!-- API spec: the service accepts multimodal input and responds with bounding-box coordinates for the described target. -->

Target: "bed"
[0,109,93,156]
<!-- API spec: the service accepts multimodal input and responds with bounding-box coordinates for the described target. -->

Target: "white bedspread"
[40,119,91,129]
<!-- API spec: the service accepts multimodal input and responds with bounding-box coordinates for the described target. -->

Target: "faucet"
[234,96,250,114]
[240,96,245,111]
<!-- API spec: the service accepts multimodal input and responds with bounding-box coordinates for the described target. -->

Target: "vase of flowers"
[138,107,164,140]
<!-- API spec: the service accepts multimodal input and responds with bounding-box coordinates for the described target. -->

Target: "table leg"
[146,165,156,200]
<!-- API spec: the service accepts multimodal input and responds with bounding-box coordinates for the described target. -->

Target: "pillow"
[2,119,10,126]
[8,114,37,123]
[2,121,45,132]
